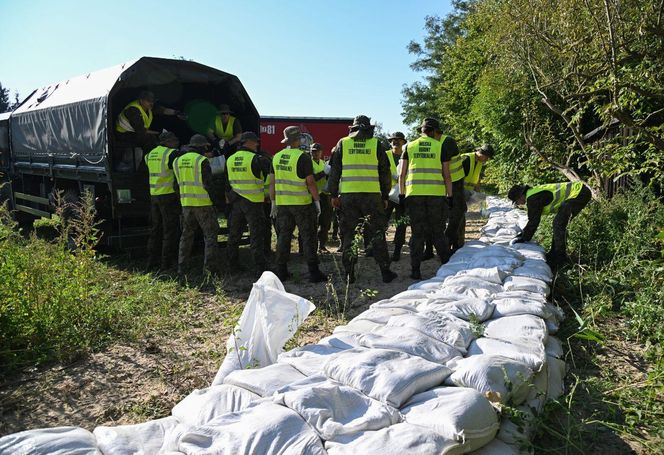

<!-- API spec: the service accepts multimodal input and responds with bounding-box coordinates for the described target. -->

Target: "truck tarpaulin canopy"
[10,57,259,164]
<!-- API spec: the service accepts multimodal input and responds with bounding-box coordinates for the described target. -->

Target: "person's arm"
[399,147,409,196]
[167,149,183,169]
[306,175,320,201]
[521,192,550,241]
[125,107,150,135]
[269,163,276,201]
[201,159,214,194]
[441,136,459,197]
[377,141,392,201]
[229,118,243,145]
[442,162,453,197]
[299,154,319,201]
[327,140,343,198]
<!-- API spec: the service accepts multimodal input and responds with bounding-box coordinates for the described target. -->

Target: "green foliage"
[0,82,11,113]
[0,200,196,376]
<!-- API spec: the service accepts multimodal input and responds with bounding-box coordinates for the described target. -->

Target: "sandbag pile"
[0,196,566,455]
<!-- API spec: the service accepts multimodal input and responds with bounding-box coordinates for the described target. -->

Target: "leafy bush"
[0,201,187,376]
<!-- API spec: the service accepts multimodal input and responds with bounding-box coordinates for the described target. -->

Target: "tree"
[0,82,11,113]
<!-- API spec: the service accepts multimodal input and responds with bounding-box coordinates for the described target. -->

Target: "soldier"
[446,144,494,250]
[508,181,591,266]
[310,143,333,253]
[174,134,222,276]
[144,131,182,270]
[226,132,271,274]
[385,131,408,262]
[328,115,397,283]
[399,118,456,279]
[207,104,242,154]
[269,126,327,283]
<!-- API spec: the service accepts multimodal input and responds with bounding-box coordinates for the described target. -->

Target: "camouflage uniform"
[407,196,449,270]
[227,197,268,271]
[179,205,221,273]
[317,192,333,249]
[147,193,181,269]
[276,204,319,267]
[444,179,467,249]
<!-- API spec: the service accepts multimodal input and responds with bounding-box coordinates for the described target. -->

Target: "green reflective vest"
[464,152,484,185]
[214,115,235,141]
[526,182,584,215]
[228,150,264,203]
[273,148,312,205]
[405,136,445,197]
[312,158,328,194]
[116,100,153,133]
[386,150,399,186]
[145,146,176,196]
[340,137,380,193]
[173,151,212,207]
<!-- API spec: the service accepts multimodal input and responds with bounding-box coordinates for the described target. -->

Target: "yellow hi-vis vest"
[312,158,328,194]
[463,152,484,185]
[144,145,176,196]
[116,100,153,133]
[228,150,265,203]
[448,152,468,183]
[214,115,236,141]
[526,182,584,215]
[340,137,380,193]
[405,136,445,197]
[386,150,399,186]
[173,152,212,207]
[273,148,312,205]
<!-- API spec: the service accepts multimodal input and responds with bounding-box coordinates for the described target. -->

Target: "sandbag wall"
[0,196,566,455]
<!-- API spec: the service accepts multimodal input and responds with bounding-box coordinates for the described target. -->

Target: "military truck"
[1,57,259,247]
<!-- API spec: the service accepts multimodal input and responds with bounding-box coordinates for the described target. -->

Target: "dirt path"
[0,215,485,436]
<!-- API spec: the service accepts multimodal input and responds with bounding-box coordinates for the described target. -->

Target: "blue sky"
[0,0,453,133]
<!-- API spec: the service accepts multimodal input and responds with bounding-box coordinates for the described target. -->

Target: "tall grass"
[0,198,190,376]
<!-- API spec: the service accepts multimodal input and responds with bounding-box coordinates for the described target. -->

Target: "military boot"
[410,267,422,280]
[308,263,328,283]
[276,264,291,282]
[381,267,398,283]
[391,246,402,262]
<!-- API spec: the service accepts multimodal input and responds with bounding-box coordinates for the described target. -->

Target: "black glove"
[446,196,454,209]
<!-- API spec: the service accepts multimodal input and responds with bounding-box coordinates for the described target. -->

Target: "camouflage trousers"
[445,179,468,249]
[147,193,181,269]
[227,197,268,271]
[276,204,319,267]
[406,195,449,269]
[317,193,333,249]
[338,193,390,272]
[178,205,221,274]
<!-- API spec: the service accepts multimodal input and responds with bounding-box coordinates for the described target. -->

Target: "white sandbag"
[435,262,469,279]
[511,242,545,254]
[386,311,475,352]
[503,276,550,296]
[494,290,547,303]
[483,315,548,347]
[512,259,553,282]
[318,332,363,350]
[163,402,326,455]
[0,427,99,455]
[349,307,414,325]
[545,336,564,358]
[408,278,446,291]
[278,343,345,376]
[94,417,178,455]
[471,244,525,261]
[357,326,462,364]
[401,387,499,450]
[212,272,316,385]
[171,384,260,427]
[333,318,384,334]
[467,337,546,372]
[443,276,505,295]
[325,422,462,455]
[224,363,306,397]
[446,355,533,405]
[416,298,495,322]
[274,379,401,441]
[370,298,425,311]
[323,348,452,407]
[455,266,508,284]
[468,438,520,455]
[497,404,536,447]
[390,290,429,300]
[467,255,523,272]
[547,355,566,401]
[491,298,550,319]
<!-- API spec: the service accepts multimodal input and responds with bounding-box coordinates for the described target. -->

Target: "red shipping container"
[260,116,353,158]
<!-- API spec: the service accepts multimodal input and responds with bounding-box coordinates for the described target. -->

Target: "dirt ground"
[0,215,484,436]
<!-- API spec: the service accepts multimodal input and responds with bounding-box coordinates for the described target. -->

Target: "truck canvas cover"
[10,57,259,166]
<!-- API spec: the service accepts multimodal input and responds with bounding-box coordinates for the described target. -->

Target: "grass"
[530,185,664,453]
